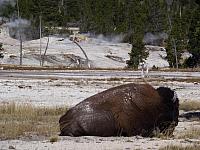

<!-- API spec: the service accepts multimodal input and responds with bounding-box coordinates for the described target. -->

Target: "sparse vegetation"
[49,135,59,143]
[170,78,200,83]
[177,128,200,139]
[0,63,200,72]
[160,145,200,150]
[0,103,66,140]
[180,101,200,111]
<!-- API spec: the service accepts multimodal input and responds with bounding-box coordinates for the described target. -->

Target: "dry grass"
[0,101,200,140]
[160,68,200,72]
[0,64,68,70]
[0,64,123,71]
[0,103,67,140]
[169,78,200,83]
[180,101,200,111]
[1,64,199,72]
[160,145,200,150]
[49,135,59,143]
[177,128,200,139]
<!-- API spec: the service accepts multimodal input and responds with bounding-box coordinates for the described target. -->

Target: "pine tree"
[165,0,197,68]
[188,4,200,67]
[3,0,198,68]
[0,2,15,18]
[126,0,148,69]
[146,0,168,33]
[18,0,64,27]
[63,0,80,24]
[127,34,147,69]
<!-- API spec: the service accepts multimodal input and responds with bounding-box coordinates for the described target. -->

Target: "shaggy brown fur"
[59,83,179,137]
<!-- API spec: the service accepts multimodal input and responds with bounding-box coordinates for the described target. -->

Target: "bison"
[59,83,179,137]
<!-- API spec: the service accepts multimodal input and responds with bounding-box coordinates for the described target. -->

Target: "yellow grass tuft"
[49,135,59,143]
[0,103,67,140]
[160,145,200,150]
[177,128,200,139]
[180,101,200,111]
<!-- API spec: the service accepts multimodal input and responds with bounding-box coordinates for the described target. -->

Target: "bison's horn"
[172,91,177,103]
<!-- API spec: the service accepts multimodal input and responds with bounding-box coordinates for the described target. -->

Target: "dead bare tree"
[39,15,42,66]
[167,7,178,70]
[42,36,50,66]
[73,40,90,68]
[17,0,23,65]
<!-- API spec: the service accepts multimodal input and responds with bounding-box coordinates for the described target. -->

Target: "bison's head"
[156,87,179,136]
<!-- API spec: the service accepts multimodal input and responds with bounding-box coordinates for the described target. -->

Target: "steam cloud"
[5,19,31,41]
[165,0,173,6]
[6,19,31,28]
[143,32,168,46]
[0,0,33,41]
[96,34,125,43]
[0,0,16,8]
[0,0,16,6]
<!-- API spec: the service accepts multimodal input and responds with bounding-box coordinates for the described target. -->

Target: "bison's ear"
[156,87,177,103]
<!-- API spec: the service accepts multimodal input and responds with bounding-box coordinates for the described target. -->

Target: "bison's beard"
[59,83,179,137]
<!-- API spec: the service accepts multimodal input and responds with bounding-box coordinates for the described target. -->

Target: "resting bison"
[59,83,179,137]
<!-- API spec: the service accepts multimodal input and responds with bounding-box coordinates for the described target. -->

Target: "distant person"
[141,62,148,78]
[145,63,149,77]
[141,62,145,78]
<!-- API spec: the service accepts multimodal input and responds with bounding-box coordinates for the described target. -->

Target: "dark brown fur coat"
[59,83,179,137]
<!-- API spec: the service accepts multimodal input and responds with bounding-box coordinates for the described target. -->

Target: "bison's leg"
[60,111,118,136]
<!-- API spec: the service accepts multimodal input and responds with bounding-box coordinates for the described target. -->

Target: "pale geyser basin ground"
[0,73,200,150]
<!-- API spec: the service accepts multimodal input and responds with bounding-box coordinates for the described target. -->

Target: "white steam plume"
[143,32,168,46]
[5,19,31,41]
[0,0,16,7]
[165,0,173,6]
[96,34,125,43]
[6,19,31,28]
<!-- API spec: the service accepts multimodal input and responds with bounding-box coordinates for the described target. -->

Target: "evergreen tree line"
[1,0,200,68]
